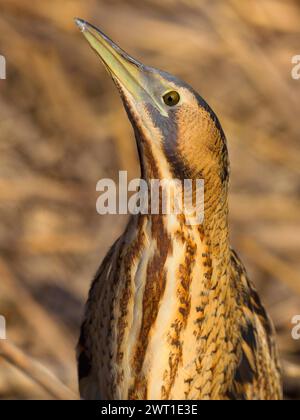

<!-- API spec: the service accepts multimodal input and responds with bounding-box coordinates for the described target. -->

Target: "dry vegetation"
[0,0,299,399]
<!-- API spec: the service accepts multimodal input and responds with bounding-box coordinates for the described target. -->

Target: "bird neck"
[201,174,230,263]
[134,129,230,266]
[133,180,230,274]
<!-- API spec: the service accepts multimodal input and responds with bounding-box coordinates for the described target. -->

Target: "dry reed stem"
[0,340,78,400]
[237,236,300,296]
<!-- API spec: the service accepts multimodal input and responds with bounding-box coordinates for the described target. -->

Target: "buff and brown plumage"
[75,19,282,400]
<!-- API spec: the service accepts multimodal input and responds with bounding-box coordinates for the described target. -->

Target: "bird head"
[75,18,229,189]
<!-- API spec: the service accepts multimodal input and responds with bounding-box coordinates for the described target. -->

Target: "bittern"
[75,18,282,400]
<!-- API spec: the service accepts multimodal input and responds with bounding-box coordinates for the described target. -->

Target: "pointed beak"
[74,18,168,117]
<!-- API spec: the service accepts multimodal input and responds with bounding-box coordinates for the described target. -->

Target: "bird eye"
[163,91,180,106]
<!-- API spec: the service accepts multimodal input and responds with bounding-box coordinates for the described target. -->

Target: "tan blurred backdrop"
[0,0,300,399]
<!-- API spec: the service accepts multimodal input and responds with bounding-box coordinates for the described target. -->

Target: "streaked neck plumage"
[111,125,232,398]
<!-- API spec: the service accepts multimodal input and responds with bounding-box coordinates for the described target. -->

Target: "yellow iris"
[163,91,180,106]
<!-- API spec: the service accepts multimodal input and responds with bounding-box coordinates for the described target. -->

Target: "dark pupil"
[163,91,179,106]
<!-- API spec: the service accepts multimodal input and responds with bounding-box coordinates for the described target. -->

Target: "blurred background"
[0,0,299,400]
